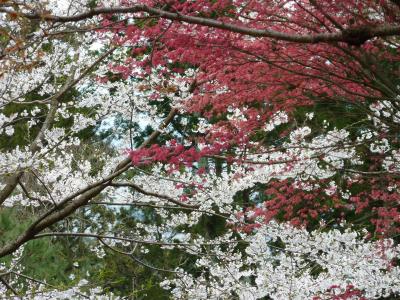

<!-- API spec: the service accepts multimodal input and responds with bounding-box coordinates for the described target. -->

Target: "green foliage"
[0,208,70,287]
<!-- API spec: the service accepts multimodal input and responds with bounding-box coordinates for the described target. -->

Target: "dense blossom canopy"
[0,0,400,299]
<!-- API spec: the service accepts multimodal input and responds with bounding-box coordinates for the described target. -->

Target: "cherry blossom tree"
[1,0,400,298]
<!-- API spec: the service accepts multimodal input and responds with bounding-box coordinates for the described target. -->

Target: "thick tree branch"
[1,5,399,44]
[0,107,180,258]
[0,80,199,258]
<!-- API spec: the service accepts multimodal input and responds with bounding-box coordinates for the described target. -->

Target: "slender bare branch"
[110,181,199,209]
[33,231,241,246]
[0,275,19,297]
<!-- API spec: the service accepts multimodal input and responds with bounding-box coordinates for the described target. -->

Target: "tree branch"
[33,231,240,247]
[110,181,199,209]
[0,80,199,259]
[0,275,19,297]
[0,47,116,206]
[1,5,399,44]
